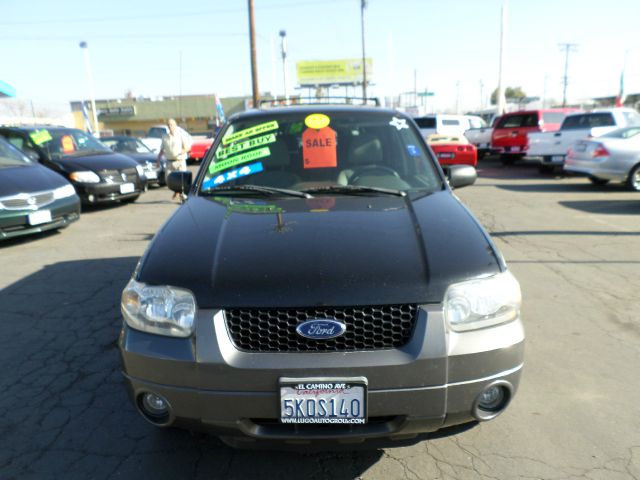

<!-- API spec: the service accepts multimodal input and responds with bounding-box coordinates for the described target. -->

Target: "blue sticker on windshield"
[203,161,264,190]
[406,144,420,157]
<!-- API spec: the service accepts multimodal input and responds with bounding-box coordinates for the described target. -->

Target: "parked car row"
[0,125,167,241]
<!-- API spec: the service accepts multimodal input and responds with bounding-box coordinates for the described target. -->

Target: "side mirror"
[167,171,192,194]
[448,165,477,189]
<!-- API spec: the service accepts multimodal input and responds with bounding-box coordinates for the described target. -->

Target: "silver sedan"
[564,126,640,191]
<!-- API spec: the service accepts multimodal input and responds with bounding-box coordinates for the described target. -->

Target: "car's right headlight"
[69,171,100,183]
[121,279,197,337]
[444,270,521,332]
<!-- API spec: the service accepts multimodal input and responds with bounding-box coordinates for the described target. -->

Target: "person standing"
[157,118,192,201]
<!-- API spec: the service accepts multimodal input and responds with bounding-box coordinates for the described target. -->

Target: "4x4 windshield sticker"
[389,117,409,130]
[222,120,279,145]
[209,146,271,174]
[216,133,276,160]
[302,127,337,169]
[203,162,264,189]
[29,129,52,145]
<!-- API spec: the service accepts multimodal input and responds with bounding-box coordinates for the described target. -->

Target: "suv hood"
[137,191,502,308]
[56,152,139,172]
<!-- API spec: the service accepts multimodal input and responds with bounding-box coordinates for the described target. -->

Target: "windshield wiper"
[201,184,312,198]
[302,185,406,197]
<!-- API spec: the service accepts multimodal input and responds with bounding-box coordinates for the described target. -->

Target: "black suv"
[0,126,145,205]
[119,104,524,448]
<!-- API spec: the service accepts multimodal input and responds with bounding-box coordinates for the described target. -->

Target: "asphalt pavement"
[1,159,639,479]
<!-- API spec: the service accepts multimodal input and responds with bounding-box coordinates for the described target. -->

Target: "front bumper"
[74,180,144,204]
[0,195,80,240]
[119,305,524,444]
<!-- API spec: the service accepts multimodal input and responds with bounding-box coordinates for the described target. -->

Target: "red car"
[427,134,477,168]
[491,108,578,164]
[188,134,215,163]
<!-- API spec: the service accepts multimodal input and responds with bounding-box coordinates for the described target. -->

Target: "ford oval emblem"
[296,319,346,340]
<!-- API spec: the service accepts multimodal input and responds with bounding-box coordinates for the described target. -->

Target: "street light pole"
[360,0,367,99]
[248,0,260,107]
[79,41,100,136]
[279,30,289,102]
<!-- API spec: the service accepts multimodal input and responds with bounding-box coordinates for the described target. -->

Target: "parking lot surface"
[1,160,639,479]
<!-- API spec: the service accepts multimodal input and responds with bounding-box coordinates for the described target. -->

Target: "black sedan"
[0,126,145,205]
[0,136,80,240]
[101,136,165,187]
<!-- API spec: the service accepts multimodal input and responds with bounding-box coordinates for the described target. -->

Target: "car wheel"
[626,164,640,191]
[539,164,555,174]
[588,176,610,186]
[500,154,515,165]
[122,195,140,204]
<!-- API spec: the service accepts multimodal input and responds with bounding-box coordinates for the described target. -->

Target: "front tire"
[626,164,640,191]
[121,195,140,204]
[588,176,610,186]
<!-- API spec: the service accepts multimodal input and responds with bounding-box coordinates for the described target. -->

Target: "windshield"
[199,111,442,195]
[102,137,152,154]
[602,127,640,139]
[0,137,32,167]
[31,128,111,159]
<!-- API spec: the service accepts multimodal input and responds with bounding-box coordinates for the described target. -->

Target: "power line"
[0,0,352,25]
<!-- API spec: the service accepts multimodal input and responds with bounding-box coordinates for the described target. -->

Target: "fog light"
[88,194,95,203]
[478,386,504,411]
[141,392,169,417]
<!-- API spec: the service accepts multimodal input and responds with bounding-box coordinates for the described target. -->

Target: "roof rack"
[259,97,380,108]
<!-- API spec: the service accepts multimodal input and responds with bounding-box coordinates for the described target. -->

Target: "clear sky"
[2,0,639,113]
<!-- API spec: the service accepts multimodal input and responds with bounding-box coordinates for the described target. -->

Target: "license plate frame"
[551,155,565,163]
[120,183,135,194]
[28,209,52,226]
[438,152,455,159]
[279,377,368,425]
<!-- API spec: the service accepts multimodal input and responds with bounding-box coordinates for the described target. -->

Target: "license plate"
[508,146,521,152]
[28,210,52,225]
[478,143,488,149]
[120,183,135,194]
[438,152,455,159]
[145,171,157,179]
[280,378,367,424]
[551,155,565,162]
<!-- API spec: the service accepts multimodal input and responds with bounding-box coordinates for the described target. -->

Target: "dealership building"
[68,94,260,136]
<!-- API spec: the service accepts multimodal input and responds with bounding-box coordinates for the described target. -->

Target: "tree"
[490,86,527,105]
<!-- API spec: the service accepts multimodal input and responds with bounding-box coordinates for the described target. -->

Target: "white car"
[465,115,500,157]
[139,125,169,154]
[564,126,640,190]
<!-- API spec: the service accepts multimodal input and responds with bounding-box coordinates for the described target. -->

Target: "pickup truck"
[139,125,168,155]
[526,108,640,172]
[464,115,499,157]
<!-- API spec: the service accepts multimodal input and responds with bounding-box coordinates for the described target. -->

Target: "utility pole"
[279,30,289,102]
[455,81,461,114]
[496,2,507,115]
[79,41,100,136]
[559,43,578,107]
[248,0,260,107]
[479,80,484,109]
[360,0,367,99]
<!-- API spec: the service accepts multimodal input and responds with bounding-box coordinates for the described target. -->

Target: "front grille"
[225,305,418,352]
[1,191,55,210]
[99,168,137,184]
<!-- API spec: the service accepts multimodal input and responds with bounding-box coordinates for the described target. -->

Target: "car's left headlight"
[53,184,76,199]
[444,270,521,332]
[135,165,145,177]
[121,279,197,337]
